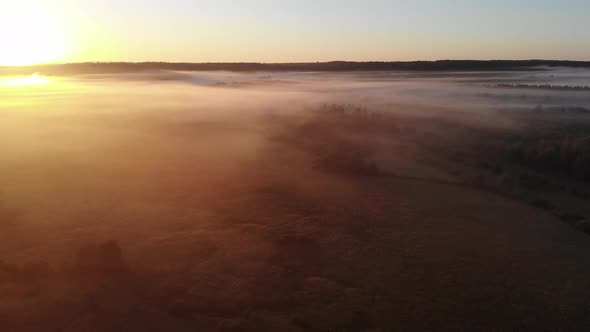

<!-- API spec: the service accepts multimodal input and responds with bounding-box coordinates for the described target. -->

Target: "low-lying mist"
[2,68,590,331]
[0,70,513,260]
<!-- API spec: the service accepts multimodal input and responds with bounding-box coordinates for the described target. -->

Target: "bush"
[530,198,555,211]
[507,136,590,180]
[73,240,128,275]
[557,211,585,224]
[574,221,590,235]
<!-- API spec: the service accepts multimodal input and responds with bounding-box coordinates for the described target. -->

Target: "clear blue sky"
[12,0,590,62]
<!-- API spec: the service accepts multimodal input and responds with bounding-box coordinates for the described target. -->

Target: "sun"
[0,3,68,66]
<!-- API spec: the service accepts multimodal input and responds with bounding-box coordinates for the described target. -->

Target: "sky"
[1,0,589,64]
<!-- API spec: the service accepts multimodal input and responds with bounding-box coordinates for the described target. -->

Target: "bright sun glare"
[0,73,52,87]
[0,3,68,66]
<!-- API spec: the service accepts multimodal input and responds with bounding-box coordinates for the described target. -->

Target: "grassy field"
[1,70,590,331]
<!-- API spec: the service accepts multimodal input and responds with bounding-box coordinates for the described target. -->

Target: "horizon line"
[0,59,589,68]
[8,59,590,65]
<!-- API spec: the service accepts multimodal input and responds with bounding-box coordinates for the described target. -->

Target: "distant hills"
[2,60,590,75]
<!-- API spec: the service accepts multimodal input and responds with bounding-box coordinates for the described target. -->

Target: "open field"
[1,67,590,331]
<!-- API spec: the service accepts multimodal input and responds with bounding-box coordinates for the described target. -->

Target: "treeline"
[3,60,590,75]
[494,84,590,91]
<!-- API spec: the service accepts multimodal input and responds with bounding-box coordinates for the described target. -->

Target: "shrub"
[73,240,128,275]
[530,198,555,211]
[507,136,590,181]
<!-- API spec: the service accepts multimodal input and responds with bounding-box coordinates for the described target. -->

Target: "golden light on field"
[0,3,68,66]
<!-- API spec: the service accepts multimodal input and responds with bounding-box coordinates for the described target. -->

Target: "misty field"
[2,68,590,331]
